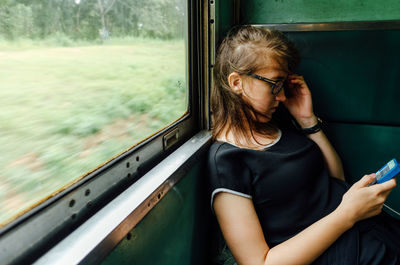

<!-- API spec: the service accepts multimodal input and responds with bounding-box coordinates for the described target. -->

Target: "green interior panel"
[324,123,400,218]
[240,0,400,24]
[215,0,235,45]
[102,162,212,265]
[282,30,400,218]
[286,30,400,125]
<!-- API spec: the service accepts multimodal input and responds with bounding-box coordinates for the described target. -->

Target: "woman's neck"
[217,126,280,150]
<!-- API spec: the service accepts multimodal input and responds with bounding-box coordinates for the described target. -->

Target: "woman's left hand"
[283,74,317,128]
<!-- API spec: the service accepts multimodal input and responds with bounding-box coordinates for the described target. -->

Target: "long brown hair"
[211,25,299,146]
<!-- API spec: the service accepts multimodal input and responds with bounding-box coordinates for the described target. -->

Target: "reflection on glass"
[0,0,187,226]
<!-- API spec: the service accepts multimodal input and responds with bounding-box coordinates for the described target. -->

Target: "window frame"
[0,0,207,264]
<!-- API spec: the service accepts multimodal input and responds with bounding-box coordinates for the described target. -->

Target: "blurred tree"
[0,0,186,41]
[0,3,35,39]
[96,0,116,38]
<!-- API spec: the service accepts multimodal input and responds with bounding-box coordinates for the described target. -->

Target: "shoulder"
[208,141,242,159]
[207,141,253,172]
[207,142,254,209]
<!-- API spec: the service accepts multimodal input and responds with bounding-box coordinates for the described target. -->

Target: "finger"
[375,178,397,193]
[289,80,308,88]
[356,174,376,188]
[289,79,305,84]
[288,78,303,83]
[288,78,308,87]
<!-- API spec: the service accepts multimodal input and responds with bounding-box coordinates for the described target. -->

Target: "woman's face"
[241,57,287,122]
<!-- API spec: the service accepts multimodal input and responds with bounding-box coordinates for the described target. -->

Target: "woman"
[207,25,400,264]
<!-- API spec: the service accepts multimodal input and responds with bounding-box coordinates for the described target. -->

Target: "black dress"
[207,128,400,264]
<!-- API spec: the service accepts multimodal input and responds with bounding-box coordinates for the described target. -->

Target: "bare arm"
[299,118,344,180]
[213,175,396,265]
[214,192,350,265]
[284,75,344,180]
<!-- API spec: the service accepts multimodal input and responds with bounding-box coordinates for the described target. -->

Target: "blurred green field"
[0,38,186,225]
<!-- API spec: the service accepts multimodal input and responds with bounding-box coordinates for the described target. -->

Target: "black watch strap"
[301,118,322,135]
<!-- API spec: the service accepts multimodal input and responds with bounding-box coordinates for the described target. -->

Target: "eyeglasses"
[247,73,286,95]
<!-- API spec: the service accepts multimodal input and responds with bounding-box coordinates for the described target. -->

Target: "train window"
[0,0,187,227]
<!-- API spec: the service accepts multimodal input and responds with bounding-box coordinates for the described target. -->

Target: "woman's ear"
[228,72,243,94]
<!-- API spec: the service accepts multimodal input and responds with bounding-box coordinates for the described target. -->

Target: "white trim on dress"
[211,188,252,210]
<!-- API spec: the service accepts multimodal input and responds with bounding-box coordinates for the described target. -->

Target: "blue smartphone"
[370,158,400,185]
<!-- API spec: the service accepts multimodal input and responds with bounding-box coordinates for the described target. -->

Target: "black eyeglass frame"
[247,73,287,95]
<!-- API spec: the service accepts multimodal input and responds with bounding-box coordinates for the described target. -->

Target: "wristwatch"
[301,118,322,135]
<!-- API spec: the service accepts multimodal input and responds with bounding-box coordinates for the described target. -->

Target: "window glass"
[0,0,187,226]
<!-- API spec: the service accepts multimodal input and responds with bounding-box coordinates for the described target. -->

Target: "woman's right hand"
[336,174,396,226]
